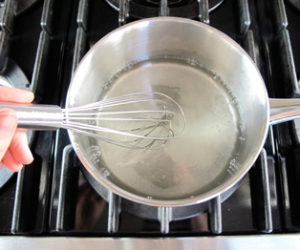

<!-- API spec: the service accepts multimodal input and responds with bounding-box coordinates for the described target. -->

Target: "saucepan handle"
[269,98,300,125]
[0,103,64,130]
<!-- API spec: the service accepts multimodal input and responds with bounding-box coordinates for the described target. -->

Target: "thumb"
[0,109,17,161]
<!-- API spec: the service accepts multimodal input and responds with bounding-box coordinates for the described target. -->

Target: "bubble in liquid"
[87,145,102,165]
[227,157,240,175]
[100,167,110,178]
[239,136,246,141]
[187,57,197,66]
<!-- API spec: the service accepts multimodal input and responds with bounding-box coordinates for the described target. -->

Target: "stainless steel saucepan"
[45,17,300,207]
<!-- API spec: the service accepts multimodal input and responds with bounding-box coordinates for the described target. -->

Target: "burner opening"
[288,0,300,11]
[106,0,224,19]
[144,0,192,7]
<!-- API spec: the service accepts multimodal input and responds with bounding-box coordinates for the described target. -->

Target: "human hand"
[0,86,34,172]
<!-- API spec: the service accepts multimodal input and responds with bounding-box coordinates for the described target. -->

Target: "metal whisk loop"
[64,92,185,149]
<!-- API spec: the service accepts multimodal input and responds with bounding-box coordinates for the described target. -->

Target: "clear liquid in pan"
[96,57,244,200]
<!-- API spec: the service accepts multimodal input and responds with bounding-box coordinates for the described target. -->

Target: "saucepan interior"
[66,17,269,207]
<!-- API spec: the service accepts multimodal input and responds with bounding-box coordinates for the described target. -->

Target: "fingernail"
[20,133,34,164]
[25,148,34,164]
[14,89,34,103]
[22,90,34,102]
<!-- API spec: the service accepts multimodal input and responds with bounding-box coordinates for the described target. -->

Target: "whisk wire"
[63,92,185,149]
[67,92,165,111]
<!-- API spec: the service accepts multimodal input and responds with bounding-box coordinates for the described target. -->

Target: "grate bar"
[10,168,26,234]
[209,195,222,234]
[273,0,298,96]
[243,30,258,65]
[77,0,89,31]
[0,0,15,72]
[277,156,293,228]
[55,145,74,231]
[273,0,288,31]
[259,149,273,233]
[40,0,54,34]
[198,0,209,24]
[158,207,172,234]
[107,192,121,233]
[278,29,299,96]
[0,0,15,33]
[0,30,8,72]
[119,0,129,26]
[72,27,87,75]
[159,0,169,16]
[238,0,251,35]
[31,30,50,92]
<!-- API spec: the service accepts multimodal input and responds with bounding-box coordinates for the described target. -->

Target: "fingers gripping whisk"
[1,92,185,149]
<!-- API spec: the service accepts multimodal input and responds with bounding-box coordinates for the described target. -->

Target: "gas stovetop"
[0,0,300,248]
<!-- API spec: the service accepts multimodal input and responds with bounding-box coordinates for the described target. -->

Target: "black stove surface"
[0,0,300,237]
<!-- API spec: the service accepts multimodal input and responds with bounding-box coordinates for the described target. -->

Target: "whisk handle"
[0,103,64,130]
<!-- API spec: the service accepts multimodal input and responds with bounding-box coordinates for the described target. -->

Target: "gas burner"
[288,0,300,11]
[106,0,224,18]
[0,59,32,189]
[82,166,235,222]
[82,167,206,221]
[15,0,41,15]
[145,0,183,6]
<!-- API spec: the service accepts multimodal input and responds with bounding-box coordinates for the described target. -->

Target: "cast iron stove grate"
[0,0,299,241]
